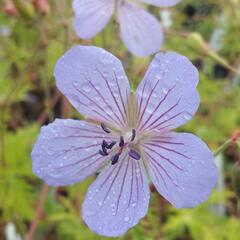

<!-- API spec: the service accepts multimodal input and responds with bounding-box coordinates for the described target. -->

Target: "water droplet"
[124,216,130,222]
[183,112,192,120]
[47,146,55,155]
[73,80,79,87]
[85,209,95,217]
[162,85,169,94]
[108,80,115,87]
[98,201,103,206]
[131,202,137,207]
[146,104,155,114]
[82,83,91,93]
[95,83,101,90]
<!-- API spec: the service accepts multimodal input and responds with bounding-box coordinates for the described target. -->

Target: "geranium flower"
[31,45,218,237]
[72,0,182,57]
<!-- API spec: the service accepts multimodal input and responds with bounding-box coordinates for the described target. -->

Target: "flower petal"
[54,45,130,129]
[119,2,163,57]
[137,0,182,7]
[73,0,114,39]
[31,119,116,186]
[136,52,200,132]
[142,132,218,208]
[82,154,150,237]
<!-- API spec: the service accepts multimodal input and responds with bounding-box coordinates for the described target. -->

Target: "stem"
[214,139,232,157]
[26,183,49,240]
[0,107,6,167]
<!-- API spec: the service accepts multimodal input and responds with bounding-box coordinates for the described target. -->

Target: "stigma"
[98,123,141,164]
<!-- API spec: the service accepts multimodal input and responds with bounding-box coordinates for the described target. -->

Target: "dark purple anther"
[112,154,120,165]
[102,140,108,148]
[106,141,117,149]
[129,149,141,160]
[101,123,111,133]
[131,129,136,142]
[101,144,108,156]
[99,149,108,156]
[119,136,124,147]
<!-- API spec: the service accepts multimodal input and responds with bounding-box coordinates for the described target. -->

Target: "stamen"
[111,154,120,165]
[129,149,141,160]
[131,129,136,142]
[101,123,111,133]
[106,141,117,149]
[99,149,108,156]
[102,140,109,148]
[119,136,124,147]
[101,143,108,156]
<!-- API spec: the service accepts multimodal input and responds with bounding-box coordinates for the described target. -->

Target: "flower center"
[99,123,141,165]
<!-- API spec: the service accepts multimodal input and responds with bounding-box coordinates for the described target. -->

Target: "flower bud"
[33,0,50,15]
[187,32,237,73]
[12,0,35,19]
[3,0,17,16]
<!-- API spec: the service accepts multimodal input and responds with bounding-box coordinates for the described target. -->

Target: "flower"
[72,0,182,57]
[31,45,218,237]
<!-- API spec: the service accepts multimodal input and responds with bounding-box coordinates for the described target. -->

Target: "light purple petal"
[136,52,200,132]
[31,119,116,186]
[137,0,182,7]
[142,132,218,208]
[73,0,114,39]
[119,2,163,57]
[54,45,130,129]
[82,153,150,237]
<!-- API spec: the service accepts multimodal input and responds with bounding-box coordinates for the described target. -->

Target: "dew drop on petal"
[131,202,137,207]
[183,112,192,120]
[82,83,91,93]
[162,85,169,94]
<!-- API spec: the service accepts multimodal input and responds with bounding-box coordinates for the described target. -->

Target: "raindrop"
[98,201,103,206]
[108,80,115,87]
[124,216,130,222]
[183,112,192,120]
[131,202,137,207]
[85,209,95,217]
[95,83,101,90]
[82,83,91,93]
[146,104,155,114]
[162,85,169,94]
[47,146,55,155]
[135,169,140,174]
[73,80,79,87]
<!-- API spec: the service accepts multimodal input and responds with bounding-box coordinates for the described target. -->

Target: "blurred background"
[0,0,240,239]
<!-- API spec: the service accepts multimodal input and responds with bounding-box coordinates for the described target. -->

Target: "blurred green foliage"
[0,0,240,239]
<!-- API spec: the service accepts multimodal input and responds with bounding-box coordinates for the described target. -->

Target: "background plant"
[0,0,240,239]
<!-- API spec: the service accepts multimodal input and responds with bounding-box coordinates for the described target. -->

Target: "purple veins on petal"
[119,1,163,57]
[129,149,141,160]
